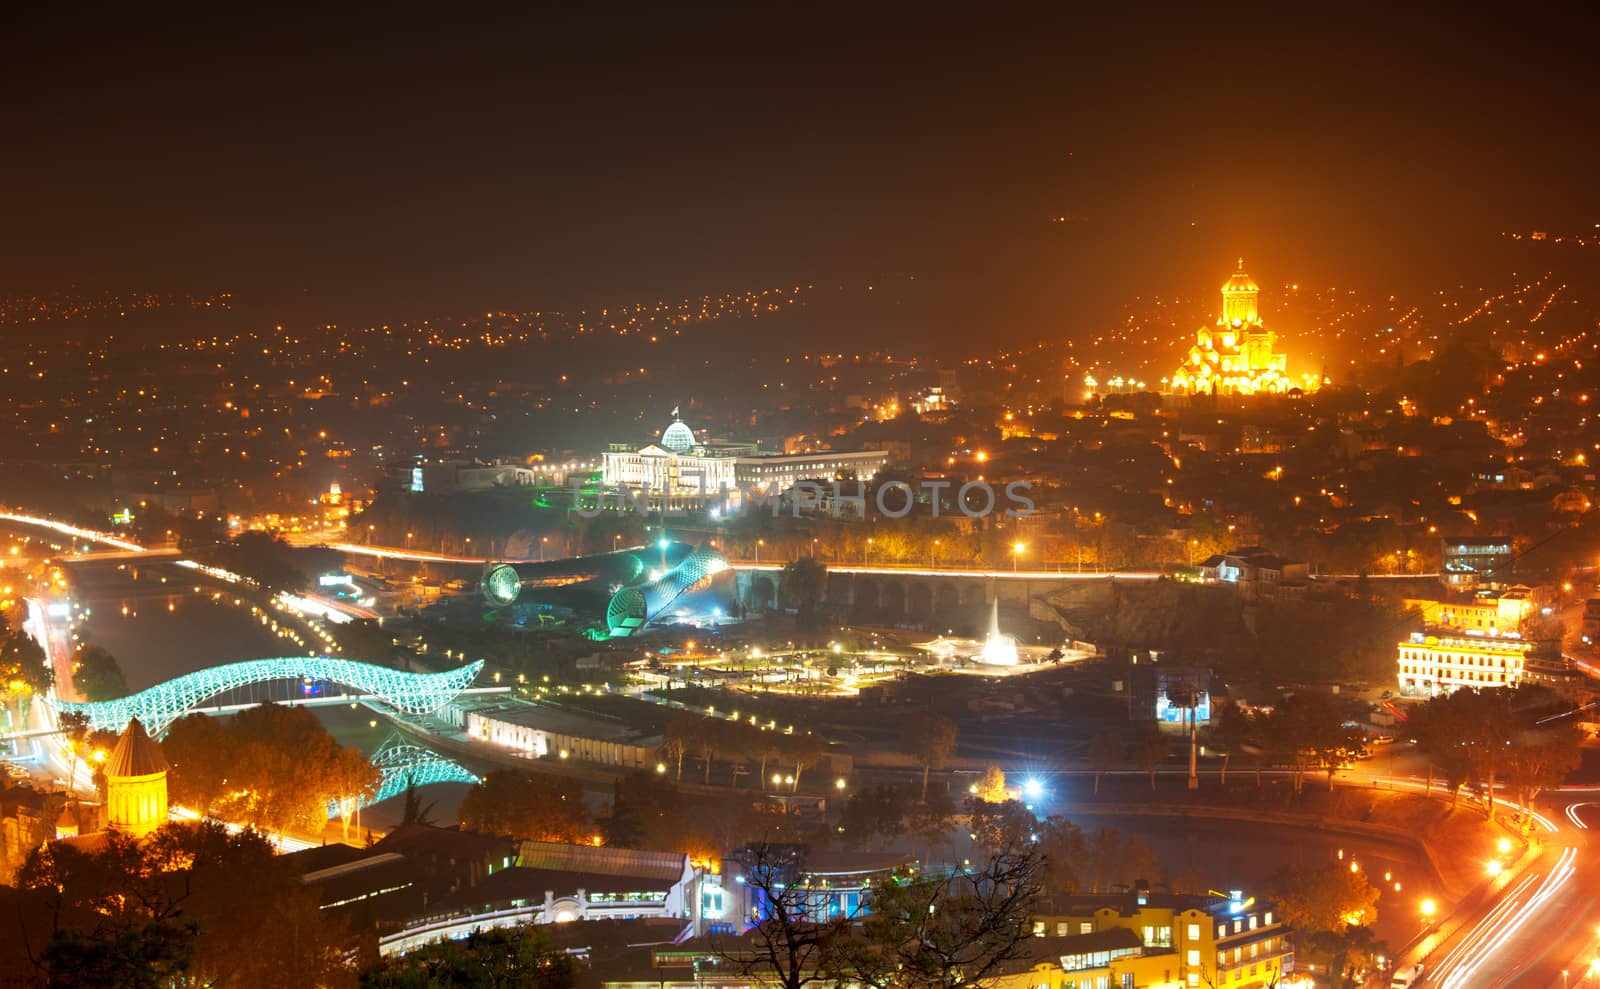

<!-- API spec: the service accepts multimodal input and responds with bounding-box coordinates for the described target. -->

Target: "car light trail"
[731,563,1163,580]
[0,510,147,552]
[1438,848,1577,988]
[328,542,541,564]
[1430,871,1541,984]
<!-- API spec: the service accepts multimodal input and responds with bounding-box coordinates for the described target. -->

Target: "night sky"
[3,6,1596,335]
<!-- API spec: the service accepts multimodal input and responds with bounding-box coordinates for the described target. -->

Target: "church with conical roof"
[104,717,169,838]
[1168,260,1318,396]
[51,717,170,851]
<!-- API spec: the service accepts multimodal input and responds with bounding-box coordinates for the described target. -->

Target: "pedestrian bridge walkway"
[50,657,484,735]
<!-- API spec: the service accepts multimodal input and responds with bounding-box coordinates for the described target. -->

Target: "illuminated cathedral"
[1168,260,1318,396]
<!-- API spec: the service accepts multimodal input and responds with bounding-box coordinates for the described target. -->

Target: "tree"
[1034,815,1088,892]
[1302,924,1388,989]
[697,717,727,785]
[0,607,50,693]
[167,705,378,833]
[724,839,1045,989]
[906,789,959,864]
[1410,685,1571,820]
[967,798,1035,853]
[1209,701,1259,786]
[841,839,1044,989]
[73,644,129,701]
[783,732,825,789]
[839,784,912,851]
[458,769,591,842]
[779,558,828,630]
[1270,860,1380,934]
[397,776,440,829]
[1132,727,1171,791]
[57,709,91,794]
[162,713,242,815]
[37,919,198,989]
[1268,692,1361,793]
[16,820,356,988]
[1410,695,1475,805]
[1079,827,1160,894]
[360,924,576,988]
[1087,729,1124,795]
[747,729,786,791]
[974,763,1008,804]
[1502,724,1583,827]
[663,711,697,781]
[902,713,958,800]
[721,842,850,989]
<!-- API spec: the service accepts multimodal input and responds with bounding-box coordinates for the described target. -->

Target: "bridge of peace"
[41,657,488,816]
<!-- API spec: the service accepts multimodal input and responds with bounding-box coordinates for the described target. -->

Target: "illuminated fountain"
[978,599,1019,666]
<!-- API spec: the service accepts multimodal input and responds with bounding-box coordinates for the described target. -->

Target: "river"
[58,558,485,829]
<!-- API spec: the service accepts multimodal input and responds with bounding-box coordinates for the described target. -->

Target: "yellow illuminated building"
[1009,889,1292,989]
[1169,261,1319,396]
[1397,632,1531,696]
[105,717,169,839]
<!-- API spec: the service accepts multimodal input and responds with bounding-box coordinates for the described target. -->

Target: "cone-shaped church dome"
[106,717,169,779]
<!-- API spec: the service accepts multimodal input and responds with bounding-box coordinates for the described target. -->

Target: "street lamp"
[932,538,940,569]
[541,536,549,562]
[1012,541,1025,574]
[865,537,872,566]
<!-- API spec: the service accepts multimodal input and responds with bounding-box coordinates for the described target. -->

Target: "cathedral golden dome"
[1221,258,1258,295]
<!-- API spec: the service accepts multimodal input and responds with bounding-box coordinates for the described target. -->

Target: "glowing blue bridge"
[53,657,484,735]
[330,734,481,817]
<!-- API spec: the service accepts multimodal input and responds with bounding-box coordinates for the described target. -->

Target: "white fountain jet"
[979,598,1019,666]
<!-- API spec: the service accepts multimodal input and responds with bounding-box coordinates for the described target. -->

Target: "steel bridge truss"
[52,657,484,735]
[329,734,482,817]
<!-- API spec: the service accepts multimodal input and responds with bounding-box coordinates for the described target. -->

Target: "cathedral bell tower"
[1220,258,1260,326]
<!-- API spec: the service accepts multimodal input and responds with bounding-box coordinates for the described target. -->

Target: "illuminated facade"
[1027,887,1293,989]
[600,409,887,505]
[1169,261,1317,396]
[105,718,169,839]
[601,410,740,502]
[1402,588,1534,637]
[1396,632,1532,696]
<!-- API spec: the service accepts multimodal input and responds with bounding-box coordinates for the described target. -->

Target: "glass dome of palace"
[661,419,696,454]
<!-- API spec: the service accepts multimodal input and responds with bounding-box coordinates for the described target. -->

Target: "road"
[1352,772,1599,988]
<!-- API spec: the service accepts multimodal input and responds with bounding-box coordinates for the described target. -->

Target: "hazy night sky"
[2,6,1596,339]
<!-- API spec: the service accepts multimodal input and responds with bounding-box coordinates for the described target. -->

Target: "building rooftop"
[472,702,661,745]
[106,718,168,779]
[518,840,689,883]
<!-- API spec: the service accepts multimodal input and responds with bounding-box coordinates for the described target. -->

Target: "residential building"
[1396,632,1533,696]
[1440,536,1515,590]
[1030,887,1293,989]
[1402,587,1536,637]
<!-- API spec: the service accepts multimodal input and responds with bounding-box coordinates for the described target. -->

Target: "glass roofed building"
[601,408,887,509]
